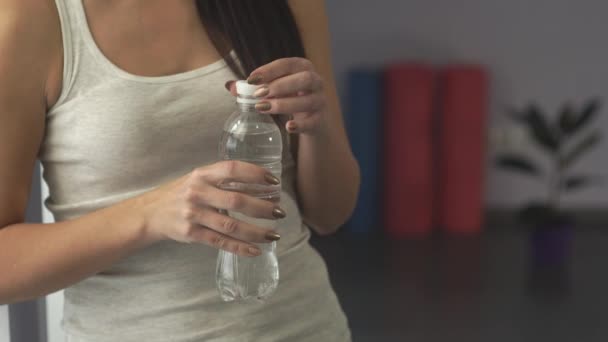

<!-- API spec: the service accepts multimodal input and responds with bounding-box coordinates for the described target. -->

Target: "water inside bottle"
[215,195,281,302]
[220,123,283,175]
[216,213,279,302]
[216,122,283,301]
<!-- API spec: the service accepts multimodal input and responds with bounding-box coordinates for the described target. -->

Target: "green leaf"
[560,131,602,169]
[495,154,541,176]
[561,175,602,191]
[571,98,601,134]
[524,104,560,153]
[558,102,578,135]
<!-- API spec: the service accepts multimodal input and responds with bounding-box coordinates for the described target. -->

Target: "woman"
[0,0,360,340]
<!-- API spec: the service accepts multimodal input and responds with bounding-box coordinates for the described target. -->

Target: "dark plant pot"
[526,220,574,296]
[529,220,574,268]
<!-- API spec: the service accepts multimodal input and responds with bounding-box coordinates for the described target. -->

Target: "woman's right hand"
[137,161,285,257]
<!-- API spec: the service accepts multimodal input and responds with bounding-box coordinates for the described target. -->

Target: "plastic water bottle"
[216,80,282,301]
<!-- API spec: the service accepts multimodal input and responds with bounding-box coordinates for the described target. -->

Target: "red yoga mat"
[437,65,489,235]
[384,64,435,238]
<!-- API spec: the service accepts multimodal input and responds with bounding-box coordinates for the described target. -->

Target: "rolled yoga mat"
[343,69,382,233]
[436,65,489,235]
[383,64,436,238]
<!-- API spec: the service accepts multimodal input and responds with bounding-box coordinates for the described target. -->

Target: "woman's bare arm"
[0,0,152,304]
[288,0,361,234]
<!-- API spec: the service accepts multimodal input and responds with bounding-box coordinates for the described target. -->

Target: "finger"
[194,160,280,186]
[254,93,325,115]
[247,57,314,85]
[188,227,262,257]
[254,71,323,99]
[191,207,281,243]
[196,186,287,220]
[286,114,322,134]
[224,80,237,96]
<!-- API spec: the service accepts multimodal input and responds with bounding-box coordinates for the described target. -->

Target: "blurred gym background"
[3,1,608,341]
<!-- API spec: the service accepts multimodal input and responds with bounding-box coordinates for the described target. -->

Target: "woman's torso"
[39,0,350,340]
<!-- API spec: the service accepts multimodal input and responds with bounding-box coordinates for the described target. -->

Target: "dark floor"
[310,225,608,342]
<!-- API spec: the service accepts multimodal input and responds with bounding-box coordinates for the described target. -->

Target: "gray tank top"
[39,1,350,341]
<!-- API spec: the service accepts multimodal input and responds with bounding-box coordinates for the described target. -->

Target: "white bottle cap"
[236,80,261,96]
[236,80,262,104]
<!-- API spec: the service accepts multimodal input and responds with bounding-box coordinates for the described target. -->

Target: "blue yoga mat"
[343,69,381,233]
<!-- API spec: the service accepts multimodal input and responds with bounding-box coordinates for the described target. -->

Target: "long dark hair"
[196,1,306,163]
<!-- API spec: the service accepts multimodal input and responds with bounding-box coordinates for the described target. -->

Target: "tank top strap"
[52,0,90,111]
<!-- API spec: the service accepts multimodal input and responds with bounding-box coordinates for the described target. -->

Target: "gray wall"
[325,0,608,209]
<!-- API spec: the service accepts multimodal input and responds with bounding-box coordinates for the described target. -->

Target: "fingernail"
[265,173,281,185]
[224,80,234,91]
[255,102,272,112]
[254,86,270,98]
[247,75,263,85]
[248,247,262,256]
[286,121,297,132]
[265,231,281,241]
[272,207,286,219]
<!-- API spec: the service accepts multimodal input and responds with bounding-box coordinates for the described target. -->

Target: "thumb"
[224,80,237,96]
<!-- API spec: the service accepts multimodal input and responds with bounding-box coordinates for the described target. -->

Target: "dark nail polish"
[265,231,281,241]
[255,102,272,112]
[272,207,287,219]
[224,80,234,91]
[247,75,263,85]
[254,86,270,98]
[287,121,297,132]
[265,173,281,185]
[248,247,262,256]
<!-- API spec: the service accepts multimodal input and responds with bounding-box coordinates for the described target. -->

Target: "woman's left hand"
[225,57,326,136]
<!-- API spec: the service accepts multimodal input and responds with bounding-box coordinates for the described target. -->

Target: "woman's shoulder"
[0,0,63,109]
[0,0,60,30]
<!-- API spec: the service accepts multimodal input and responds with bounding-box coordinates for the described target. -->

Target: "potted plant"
[495,98,603,268]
